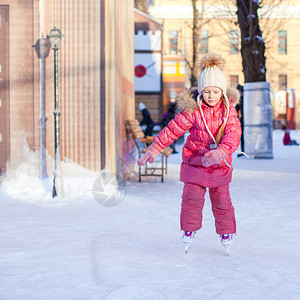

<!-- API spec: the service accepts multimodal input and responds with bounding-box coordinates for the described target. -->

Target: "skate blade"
[184,244,190,254]
[225,247,230,256]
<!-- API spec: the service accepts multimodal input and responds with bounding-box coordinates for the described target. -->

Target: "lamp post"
[47,27,64,197]
[33,34,51,178]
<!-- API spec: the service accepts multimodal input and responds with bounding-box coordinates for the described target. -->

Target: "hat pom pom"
[199,53,225,72]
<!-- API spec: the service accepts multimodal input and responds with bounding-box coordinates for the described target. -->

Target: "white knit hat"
[139,102,146,110]
[197,53,229,110]
[198,53,227,94]
[198,65,227,95]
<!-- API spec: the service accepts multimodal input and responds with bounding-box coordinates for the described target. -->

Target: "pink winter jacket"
[153,88,242,188]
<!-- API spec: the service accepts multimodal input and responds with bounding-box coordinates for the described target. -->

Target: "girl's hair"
[198,89,228,144]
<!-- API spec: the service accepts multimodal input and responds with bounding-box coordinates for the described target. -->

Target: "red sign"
[135,65,146,78]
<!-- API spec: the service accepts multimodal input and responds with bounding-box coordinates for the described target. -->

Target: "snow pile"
[0,130,299,299]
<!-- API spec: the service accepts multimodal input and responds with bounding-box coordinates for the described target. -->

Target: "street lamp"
[47,27,64,197]
[33,34,51,179]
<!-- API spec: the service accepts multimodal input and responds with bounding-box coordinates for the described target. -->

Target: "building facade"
[0,0,135,182]
[148,0,300,129]
[134,9,163,123]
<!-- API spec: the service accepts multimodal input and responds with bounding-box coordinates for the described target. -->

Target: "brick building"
[0,0,135,182]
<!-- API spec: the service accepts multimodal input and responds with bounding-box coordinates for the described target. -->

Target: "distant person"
[160,98,178,153]
[139,102,154,137]
[235,84,244,156]
[282,125,299,146]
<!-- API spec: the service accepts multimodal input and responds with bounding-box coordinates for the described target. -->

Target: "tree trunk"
[237,0,273,159]
[191,0,201,87]
[237,0,266,82]
[135,0,148,14]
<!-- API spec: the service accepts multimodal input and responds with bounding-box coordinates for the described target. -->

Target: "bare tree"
[258,0,289,69]
[237,0,266,82]
[235,0,280,159]
[188,0,211,86]
[190,0,201,86]
[135,0,148,14]
[182,1,234,86]
[187,1,286,86]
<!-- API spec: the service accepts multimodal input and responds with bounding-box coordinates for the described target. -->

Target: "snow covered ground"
[0,130,300,300]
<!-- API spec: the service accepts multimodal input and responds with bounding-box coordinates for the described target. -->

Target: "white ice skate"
[220,234,234,256]
[182,231,197,254]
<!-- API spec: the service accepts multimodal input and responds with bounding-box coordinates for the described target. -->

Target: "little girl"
[137,53,241,255]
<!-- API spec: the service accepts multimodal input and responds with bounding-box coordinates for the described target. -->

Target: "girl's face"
[202,86,222,106]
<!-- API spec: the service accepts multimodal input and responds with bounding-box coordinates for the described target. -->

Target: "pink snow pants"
[180,183,236,234]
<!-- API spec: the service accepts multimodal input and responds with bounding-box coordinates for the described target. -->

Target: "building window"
[230,30,239,54]
[279,75,287,90]
[230,75,239,88]
[169,31,178,54]
[278,30,287,54]
[200,30,208,53]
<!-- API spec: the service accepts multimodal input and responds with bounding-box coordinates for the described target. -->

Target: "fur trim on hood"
[176,88,198,113]
[177,87,240,113]
[226,87,241,106]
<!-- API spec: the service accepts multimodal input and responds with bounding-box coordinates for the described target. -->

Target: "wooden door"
[0,6,9,175]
